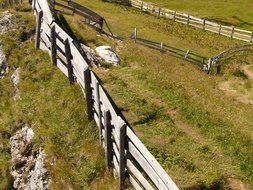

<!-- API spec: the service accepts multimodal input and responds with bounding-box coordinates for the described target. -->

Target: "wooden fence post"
[157,8,161,18]
[173,11,176,21]
[187,15,190,25]
[230,27,235,39]
[104,110,113,168]
[134,28,137,43]
[202,19,206,31]
[185,49,190,59]
[50,25,57,65]
[64,39,75,84]
[84,69,93,121]
[218,25,222,35]
[95,81,103,145]
[119,122,127,190]
[140,1,143,10]
[251,32,253,43]
[160,42,163,53]
[35,11,43,49]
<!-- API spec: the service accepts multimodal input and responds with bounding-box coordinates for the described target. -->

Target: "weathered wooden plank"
[99,85,121,127]
[73,67,84,86]
[128,141,168,190]
[129,174,143,190]
[39,40,50,53]
[113,142,120,160]
[127,159,154,190]
[112,126,120,146]
[113,155,120,176]
[56,50,68,65]
[56,59,68,77]
[37,0,54,24]
[40,32,51,49]
[127,128,179,190]
[41,20,51,38]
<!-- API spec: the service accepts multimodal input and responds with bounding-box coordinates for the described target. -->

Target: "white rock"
[10,127,49,190]
[81,44,100,66]
[95,46,120,65]
[0,46,7,79]
[0,11,12,34]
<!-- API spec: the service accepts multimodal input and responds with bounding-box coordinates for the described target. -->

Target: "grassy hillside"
[0,5,117,190]
[142,0,253,31]
[56,0,253,189]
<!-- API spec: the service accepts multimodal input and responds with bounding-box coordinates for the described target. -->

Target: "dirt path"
[218,64,253,105]
[218,81,253,105]
[242,65,253,80]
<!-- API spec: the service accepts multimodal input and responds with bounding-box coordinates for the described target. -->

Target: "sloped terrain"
[140,0,253,30]
[54,0,253,189]
[0,5,117,189]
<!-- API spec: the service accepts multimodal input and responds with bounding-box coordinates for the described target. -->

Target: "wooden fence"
[32,0,179,189]
[208,44,253,69]
[126,0,253,43]
[131,28,208,70]
[47,0,104,31]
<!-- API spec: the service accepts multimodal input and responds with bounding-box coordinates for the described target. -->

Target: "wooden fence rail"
[47,0,104,31]
[127,0,253,43]
[31,0,179,189]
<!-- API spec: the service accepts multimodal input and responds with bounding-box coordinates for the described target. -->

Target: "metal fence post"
[50,25,57,65]
[104,110,113,168]
[84,69,93,121]
[35,11,43,49]
[119,122,127,190]
[64,39,75,84]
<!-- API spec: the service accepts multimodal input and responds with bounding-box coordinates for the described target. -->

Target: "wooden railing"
[127,0,253,43]
[47,0,104,31]
[32,0,179,189]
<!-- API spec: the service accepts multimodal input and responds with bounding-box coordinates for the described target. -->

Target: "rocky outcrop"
[10,127,49,190]
[95,46,120,66]
[0,11,12,34]
[81,44,100,66]
[81,44,121,66]
[0,46,7,79]
[0,11,13,79]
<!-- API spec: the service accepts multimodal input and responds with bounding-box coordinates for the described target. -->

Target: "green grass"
[0,5,117,190]
[143,0,253,30]
[54,0,253,188]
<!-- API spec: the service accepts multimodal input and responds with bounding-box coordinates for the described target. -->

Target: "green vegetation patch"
[0,6,117,190]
